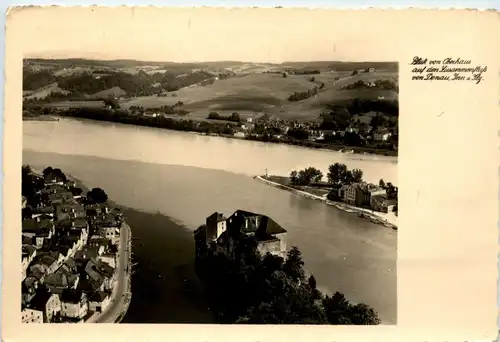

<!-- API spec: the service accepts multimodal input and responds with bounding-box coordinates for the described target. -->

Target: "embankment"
[254,175,398,230]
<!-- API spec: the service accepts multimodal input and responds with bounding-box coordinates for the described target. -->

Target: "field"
[23,59,398,122]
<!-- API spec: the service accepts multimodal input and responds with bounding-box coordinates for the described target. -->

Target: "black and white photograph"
[4,5,499,342]
[21,51,398,324]
[5,4,400,327]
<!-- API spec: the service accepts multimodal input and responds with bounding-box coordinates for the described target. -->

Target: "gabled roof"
[60,289,84,304]
[30,286,54,311]
[89,291,109,303]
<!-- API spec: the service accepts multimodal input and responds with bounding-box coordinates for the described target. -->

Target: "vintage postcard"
[2,6,499,342]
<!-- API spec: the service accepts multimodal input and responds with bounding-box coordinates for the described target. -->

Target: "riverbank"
[255,175,398,229]
[48,113,396,157]
[22,115,59,122]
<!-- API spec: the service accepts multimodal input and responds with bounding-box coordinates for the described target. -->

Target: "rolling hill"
[23,58,398,121]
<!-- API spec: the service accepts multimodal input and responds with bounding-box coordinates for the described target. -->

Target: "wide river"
[23,118,398,324]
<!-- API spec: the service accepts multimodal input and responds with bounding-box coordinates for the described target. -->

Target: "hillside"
[23,58,399,122]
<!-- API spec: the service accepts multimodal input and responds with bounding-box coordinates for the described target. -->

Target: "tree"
[386,183,397,200]
[352,169,363,183]
[379,179,386,188]
[283,246,305,283]
[231,112,241,122]
[103,95,120,109]
[296,167,323,186]
[327,163,348,185]
[289,170,298,186]
[87,187,108,204]
[42,167,53,177]
[344,170,354,185]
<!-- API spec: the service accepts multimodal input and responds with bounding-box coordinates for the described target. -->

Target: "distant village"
[21,166,126,323]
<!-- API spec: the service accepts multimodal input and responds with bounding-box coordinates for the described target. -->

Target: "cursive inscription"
[410,56,487,84]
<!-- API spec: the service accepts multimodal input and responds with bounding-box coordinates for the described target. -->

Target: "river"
[23,118,398,324]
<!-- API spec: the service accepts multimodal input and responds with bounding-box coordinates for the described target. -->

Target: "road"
[88,222,131,323]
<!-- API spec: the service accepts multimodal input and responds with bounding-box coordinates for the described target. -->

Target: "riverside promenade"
[86,222,132,323]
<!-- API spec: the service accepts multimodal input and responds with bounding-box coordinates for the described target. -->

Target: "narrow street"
[87,223,131,323]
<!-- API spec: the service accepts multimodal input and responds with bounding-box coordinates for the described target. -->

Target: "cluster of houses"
[195,209,288,259]
[331,182,397,213]
[21,170,123,323]
[230,116,395,146]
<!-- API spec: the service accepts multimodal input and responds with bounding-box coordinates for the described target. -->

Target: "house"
[97,253,116,269]
[233,131,246,138]
[88,291,110,313]
[88,235,110,253]
[22,276,40,307]
[55,202,86,221]
[94,213,121,243]
[343,184,358,205]
[22,244,37,279]
[22,308,44,323]
[200,210,288,259]
[29,255,59,278]
[27,286,62,323]
[47,191,74,205]
[84,259,116,292]
[60,289,88,320]
[44,173,65,186]
[23,218,55,238]
[44,268,80,294]
[371,194,398,213]
[373,128,392,141]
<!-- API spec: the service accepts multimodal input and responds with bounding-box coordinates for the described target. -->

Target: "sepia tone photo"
[21,56,398,324]
[3,6,499,342]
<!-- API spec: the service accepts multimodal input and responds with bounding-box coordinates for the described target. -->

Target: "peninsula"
[21,165,132,323]
[255,162,398,229]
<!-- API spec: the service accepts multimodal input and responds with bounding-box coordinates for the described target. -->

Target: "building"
[233,131,246,138]
[371,194,397,213]
[21,308,44,323]
[84,259,116,292]
[373,128,392,141]
[88,291,110,313]
[200,210,288,259]
[55,202,86,221]
[94,213,121,244]
[22,244,37,279]
[22,218,55,239]
[44,268,80,294]
[27,286,62,323]
[60,290,88,320]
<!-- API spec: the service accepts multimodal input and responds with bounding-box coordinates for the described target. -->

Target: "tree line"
[23,68,217,97]
[61,107,237,135]
[207,111,242,122]
[194,229,381,325]
[288,86,319,102]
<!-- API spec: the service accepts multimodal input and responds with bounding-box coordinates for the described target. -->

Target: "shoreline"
[23,115,59,122]
[254,175,398,230]
[41,115,397,158]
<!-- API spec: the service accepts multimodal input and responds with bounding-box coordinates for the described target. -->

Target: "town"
[21,165,131,323]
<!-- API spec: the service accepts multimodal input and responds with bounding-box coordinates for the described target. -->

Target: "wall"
[46,294,62,322]
[22,308,43,323]
[89,296,110,312]
[61,300,88,319]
